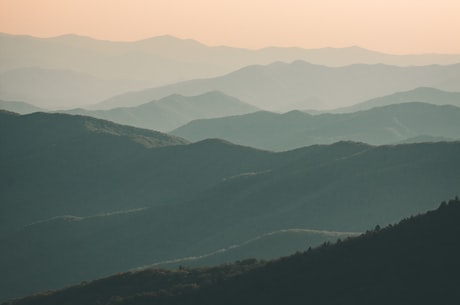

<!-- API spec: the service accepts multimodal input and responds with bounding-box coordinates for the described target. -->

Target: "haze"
[1,0,460,54]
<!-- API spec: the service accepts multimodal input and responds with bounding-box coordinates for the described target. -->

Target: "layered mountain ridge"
[1,111,459,301]
[5,197,460,305]
[61,91,258,131]
[98,61,460,111]
[172,102,460,151]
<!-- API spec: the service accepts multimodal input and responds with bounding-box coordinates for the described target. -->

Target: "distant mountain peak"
[161,91,231,100]
[191,138,265,151]
[135,35,206,47]
[281,109,312,118]
[410,86,447,93]
[52,33,93,40]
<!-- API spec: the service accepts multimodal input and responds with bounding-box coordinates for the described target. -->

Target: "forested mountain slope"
[6,197,460,305]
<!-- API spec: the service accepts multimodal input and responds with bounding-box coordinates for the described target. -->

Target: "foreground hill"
[6,197,460,305]
[173,102,460,151]
[0,110,188,158]
[150,229,360,269]
[336,87,460,113]
[62,91,258,131]
[2,111,460,301]
[97,61,460,111]
[1,136,459,300]
[0,111,278,232]
[1,110,190,230]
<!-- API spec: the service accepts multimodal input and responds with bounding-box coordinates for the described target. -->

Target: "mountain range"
[3,33,460,111]
[1,111,459,301]
[0,67,152,109]
[0,33,222,87]
[4,197,460,305]
[61,91,258,131]
[335,86,460,113]
[3,30,460,305]
[3,33,460,88]
[98,61,460,111]
[0,110,189,231]
[172,102,460,151]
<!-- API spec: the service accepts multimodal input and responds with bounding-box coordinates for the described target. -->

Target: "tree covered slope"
[5,197,460,305]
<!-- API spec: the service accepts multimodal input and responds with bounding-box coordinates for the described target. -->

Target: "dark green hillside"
[151,229,360,269]
[0,111,186,230]
[175,141,460,235]
[185,197,460,305]
[6,197,460,305]
[2,111,460,301]
[0,111,276,232]
[0,141,369,301]
[172,102,460,151]
[1,139,460,301]
[0,110,187,153]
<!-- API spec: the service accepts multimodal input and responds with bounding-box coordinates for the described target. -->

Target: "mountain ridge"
[2,138,459,301]
[97,61,460,110]
[333,86,460,113]
[172,102,460,151]
[2,110,460,301]
[64,91,258,131]
[0,100,44,114]
[3,32,460,100]
[4,197,460,305]
[0,67,152,108]
[4,32,460,56]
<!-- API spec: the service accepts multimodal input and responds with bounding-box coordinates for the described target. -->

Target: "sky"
[1,0,460,54]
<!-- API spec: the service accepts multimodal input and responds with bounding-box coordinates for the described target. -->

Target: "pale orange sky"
[1,0,460,54]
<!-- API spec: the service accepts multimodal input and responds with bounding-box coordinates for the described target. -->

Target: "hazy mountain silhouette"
[3,33,460,87]
[3,33,460,110]
[0,100,43,114]
[62,91,258,131]
[0,33,223,87]
[172,102,460,151]
[4,197,460,305]
[336,87,460,113]
[98,61,460,111]
[1,112,459,301]
[0,67,151,108]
